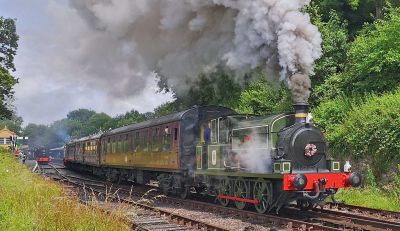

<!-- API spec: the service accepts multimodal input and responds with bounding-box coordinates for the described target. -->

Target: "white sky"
[0,0,173,125]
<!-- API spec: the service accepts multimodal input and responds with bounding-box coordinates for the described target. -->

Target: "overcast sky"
[0,0,173,125]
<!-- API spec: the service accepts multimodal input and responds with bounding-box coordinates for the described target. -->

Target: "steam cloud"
[68,0,322,102]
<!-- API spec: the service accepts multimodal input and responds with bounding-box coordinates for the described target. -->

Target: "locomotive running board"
[217,195,259,205]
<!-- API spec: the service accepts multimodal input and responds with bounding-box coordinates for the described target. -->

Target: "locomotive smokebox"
[293,103,309,123]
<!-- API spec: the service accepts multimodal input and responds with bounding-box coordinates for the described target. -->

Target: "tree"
[309,9,350,104]
[312,0,399,37]
[172,68,244,109]
[67,109,96,122]
[113,109,146,127]
[0,17,19,119]
[0,114,23,134]
[0,67,17,119]
[318,7,400,99]
[84,113,113,135]
[236,80,292,116]
[23,123,50,147]
[153,102,178,118]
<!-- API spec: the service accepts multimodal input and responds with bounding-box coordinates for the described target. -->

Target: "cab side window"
[211,119,218,143]
[219,118,228,143]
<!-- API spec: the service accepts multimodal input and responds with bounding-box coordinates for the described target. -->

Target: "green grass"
[335,187,400,212]
[0,149,131,231]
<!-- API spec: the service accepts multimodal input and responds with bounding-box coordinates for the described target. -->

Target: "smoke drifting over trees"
[68,0,322,103]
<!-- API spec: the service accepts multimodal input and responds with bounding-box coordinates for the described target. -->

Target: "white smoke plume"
[68,0,322,102]
[230,126,272,173]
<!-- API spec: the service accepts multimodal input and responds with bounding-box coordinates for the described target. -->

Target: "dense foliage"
[0,17,19,119]
[323,90,400,176]
[310,7,400,182]
[316,7,400,100]
[236,80,291,115]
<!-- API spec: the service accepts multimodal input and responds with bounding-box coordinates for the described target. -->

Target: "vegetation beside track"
[0,149,130,231]
[335,187,400,212]
[334,164,400,212]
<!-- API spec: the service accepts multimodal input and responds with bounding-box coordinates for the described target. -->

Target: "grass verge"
[0,149,131,231]
[335,187,400,212]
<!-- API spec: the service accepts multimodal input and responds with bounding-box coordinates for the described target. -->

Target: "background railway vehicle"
[49,147,65,163]
[64,132,102,171]
[64,105,361,213]
[31,147,50,164]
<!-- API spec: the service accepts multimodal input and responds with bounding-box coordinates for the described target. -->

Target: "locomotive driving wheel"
[179,186,190,199]
[217,178,232,207]
[234,178,249,210]
[253,180,272,214]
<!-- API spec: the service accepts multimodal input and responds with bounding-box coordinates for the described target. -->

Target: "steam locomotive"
[64,104,361,213]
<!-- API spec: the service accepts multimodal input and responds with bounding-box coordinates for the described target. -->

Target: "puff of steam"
[68,0,321,101]
[287,73,311,103]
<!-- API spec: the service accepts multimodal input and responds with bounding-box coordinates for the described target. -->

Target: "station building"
[0,127,16,148]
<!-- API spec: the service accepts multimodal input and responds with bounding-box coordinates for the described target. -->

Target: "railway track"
[282,206,400,231]
[325,202,400,221]
[45,164,228,231]
[43,164,400,230]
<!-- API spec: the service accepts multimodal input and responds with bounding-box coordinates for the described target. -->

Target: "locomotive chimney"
[293,103,309,123]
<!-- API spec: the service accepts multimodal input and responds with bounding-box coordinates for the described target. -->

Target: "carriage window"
[123,134,128,152]
[174,128,178,141]
[162,126,171,151]
[107,138,111,154]
[117,136,121,153]
[112,137,117,153]
[143,130,148,152]
[211,119,218,143]
[134,132,140,152]
[152,127,160,152]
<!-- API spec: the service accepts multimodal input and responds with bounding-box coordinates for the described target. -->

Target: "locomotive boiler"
[64,104,361,213]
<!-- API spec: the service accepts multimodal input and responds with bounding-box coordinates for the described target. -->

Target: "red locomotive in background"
[31,147,50,164]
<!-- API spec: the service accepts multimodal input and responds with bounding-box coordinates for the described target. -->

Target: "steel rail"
[46,164,227,231]
[46,164,400,230]
[326,202,400,220]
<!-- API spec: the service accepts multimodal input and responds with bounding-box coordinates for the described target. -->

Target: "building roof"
[0,127,16,138]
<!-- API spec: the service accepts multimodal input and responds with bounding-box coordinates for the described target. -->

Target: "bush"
[236,81,292,115]
[366,165,377,187]
[317,7,400,99]
[312,95,361,132]
[326,90,400,175]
